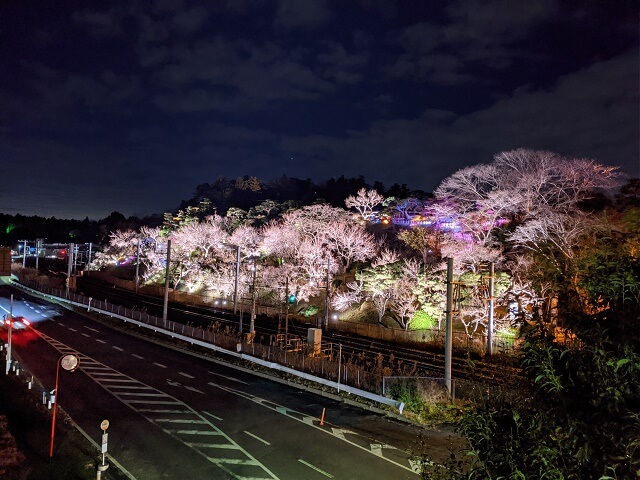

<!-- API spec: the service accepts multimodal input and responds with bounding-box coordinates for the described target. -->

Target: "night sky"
[1,1,638,220]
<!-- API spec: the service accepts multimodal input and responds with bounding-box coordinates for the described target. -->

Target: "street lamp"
[50,353,80,458]
[4,294,13,375]
[250,261,257,335]
[162,239,172,321]
[324,255,330,330]
[65,242,74,297]
[134,238,141,293]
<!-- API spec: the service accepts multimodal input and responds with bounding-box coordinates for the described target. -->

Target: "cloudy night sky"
[1,1,638,220]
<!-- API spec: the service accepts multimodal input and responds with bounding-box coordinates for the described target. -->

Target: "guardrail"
[12,279,405,413]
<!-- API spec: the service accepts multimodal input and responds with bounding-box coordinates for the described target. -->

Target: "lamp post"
[49,353,80,458]
[66,243,74,297]
[486,261,495,356]
[162,239,171,321]
[35,239,42,272]
[444,257,454,396]
[4,294,13,375]
[250,262,257,335]
[324,255,330,330]
[233,245,240,315]
[134,239,141,293]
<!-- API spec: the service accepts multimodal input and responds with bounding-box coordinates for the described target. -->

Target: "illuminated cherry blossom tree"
[344,188,384,221]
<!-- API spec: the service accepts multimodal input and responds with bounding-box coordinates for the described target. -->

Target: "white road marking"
[244,431,271,446]
[178,372,194,379]
[202,411,223,422]
[209,382,417,474]
[84,326,99,333]
[81,333,91,338]
[298,459,333,478]
[153,362,167,368]
[131,354,144,360]
[208,371,249,384]
[68,327,77,332]
[113,346,124,351]
[96,339,106,344]
[185,386,204,394]
[58,322,65,326]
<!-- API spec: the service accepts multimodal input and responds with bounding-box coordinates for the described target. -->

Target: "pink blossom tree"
[344,188,384,221]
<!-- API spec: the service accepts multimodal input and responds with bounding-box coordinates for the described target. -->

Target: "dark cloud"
[273,0,331,30]
[283,50,639,189]
[0,1,637,219]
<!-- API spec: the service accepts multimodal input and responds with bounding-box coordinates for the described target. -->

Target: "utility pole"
[284,276,289,342]
[162,239,171,321]
[250,262,257,334]
[35,239,41,272]
[66,243,74,297]
[324,255,330,330]
[486,261,495,356]
[233,245,240,315]
[134,239,141,293]
[444,257,453,396]
[5,294,13,375]
[22,240,27,268]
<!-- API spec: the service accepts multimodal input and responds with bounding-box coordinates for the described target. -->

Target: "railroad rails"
[76,277,521,385]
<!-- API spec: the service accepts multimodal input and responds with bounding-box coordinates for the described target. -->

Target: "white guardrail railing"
[13,279,404,413]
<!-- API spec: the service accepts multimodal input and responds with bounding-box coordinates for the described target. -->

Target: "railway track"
[76,277,521,384]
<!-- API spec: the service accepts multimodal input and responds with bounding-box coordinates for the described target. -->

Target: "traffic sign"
[100,419,109,431]
[101,433,108,454]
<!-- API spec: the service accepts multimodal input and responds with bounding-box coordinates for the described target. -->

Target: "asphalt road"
[1,284,457,480]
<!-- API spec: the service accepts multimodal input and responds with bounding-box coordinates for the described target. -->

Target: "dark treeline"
[178,174,430,214]
[0,175,430,246]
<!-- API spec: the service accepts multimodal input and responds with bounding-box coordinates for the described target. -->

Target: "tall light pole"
[35,239,42,272]
[22,240,27,268]
[162,239,171,321]
[444,257,454,396]
[486,261,495,356]
[324,255,330,330]
[4,294,13,375]
[49,353,80,458]
[284,276,289,342]
[250,262,257,334]
[87,242,93,271]
[66,243,74,297]
[233,245,240,315]
[134,239,141,293]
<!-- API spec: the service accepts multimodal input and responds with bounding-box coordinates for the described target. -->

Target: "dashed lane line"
[208,371,249,385]
[113,346,124,351]
[244,431,271,446]
[178,372,195,379]
[153,362,167,368]
[202,411,224,422]
[131,354,144,360]
[298,459,333,478]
